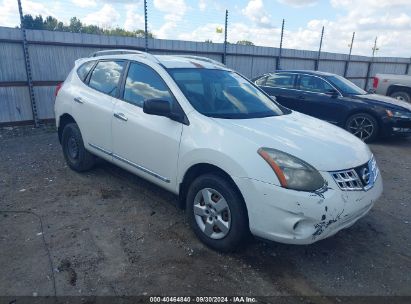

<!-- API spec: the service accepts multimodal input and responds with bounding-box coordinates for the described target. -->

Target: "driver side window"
[299,75,333,93]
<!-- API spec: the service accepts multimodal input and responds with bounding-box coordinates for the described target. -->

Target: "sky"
[0,0,410,57]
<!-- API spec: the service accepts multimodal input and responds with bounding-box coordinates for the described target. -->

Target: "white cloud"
[199,0,207,11]
[278,0,318,7]
[153,0,187,38]
[23,0,55,16]
[242,0,274,28]
[83,4,120,28]
[124,3,145,31]
[0,0,19,27]
[71,0,97,9]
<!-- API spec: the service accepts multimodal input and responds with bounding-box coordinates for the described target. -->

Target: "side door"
[296,74,345,125]
[111,61,183,191]
[259,73,298,109]
[73,60,125,158]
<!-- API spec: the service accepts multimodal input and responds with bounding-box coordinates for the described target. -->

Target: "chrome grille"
[331,155,379,191]
[331,169,363,191]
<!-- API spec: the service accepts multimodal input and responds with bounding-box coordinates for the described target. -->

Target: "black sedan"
[253,70,411,142]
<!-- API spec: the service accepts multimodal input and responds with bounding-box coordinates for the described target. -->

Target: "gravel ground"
[0,126,410,300]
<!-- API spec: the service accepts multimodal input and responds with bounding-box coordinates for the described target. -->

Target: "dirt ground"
[0,125,410,300]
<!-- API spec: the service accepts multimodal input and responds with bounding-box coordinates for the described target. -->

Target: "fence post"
[276,19,285,70]
[405,58,410,75]
[223,10,228,64]
[314,26,324,71]
[144,0,148,52]
[344,32,355,77]
[17,0,39,127]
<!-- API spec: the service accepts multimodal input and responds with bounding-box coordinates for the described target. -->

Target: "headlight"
[258,148,325,191]
[386,110,411,119]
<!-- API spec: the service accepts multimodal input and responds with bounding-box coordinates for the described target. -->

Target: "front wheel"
[186,174,250,252]
[345,113,379,143]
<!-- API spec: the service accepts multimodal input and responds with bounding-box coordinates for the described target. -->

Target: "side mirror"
[325,89,339,98]
[143,99,171,117]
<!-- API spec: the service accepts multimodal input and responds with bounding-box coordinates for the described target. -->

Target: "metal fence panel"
[1,27,410,124]
[0,87,32,122]
[0,43,27,82]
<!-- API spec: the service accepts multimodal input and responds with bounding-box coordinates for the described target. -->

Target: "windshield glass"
[326,75,367,95]
[168,68,285,119]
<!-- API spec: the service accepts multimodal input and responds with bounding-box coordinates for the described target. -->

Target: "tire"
[186,173,250,252]
[390,91,410,103]
[61,123,95,172]
[345,113,379,143]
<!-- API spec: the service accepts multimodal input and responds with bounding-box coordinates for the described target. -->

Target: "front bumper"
[381,117,411,136]
[234,171,383,245]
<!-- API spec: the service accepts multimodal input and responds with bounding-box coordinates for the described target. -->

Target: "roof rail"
[89,49,159,63]
[175,55,226,67]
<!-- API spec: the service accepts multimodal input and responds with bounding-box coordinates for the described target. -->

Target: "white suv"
[55,50,383,251]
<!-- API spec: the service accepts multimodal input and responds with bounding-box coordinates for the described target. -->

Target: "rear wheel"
[62,123,95,172]
[345,113,379,143]
[390,91,410,103]
[186,173,249,252]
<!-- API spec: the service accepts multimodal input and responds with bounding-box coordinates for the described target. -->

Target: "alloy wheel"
[347,116,374,141]
[193,188,231,240]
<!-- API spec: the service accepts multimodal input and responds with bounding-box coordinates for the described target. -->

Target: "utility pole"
[365,37,378,90]
[315,26,324,71]
[371,36,378,58]
[17,0,39,127]
[223,9,228,64]
[344,32,355,77]
[276,19,285,70]
[144,0,148,52]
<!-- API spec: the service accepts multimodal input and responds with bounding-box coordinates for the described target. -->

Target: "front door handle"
[114,112,128,122]
[74,97,84,104]
[297,95,305,100]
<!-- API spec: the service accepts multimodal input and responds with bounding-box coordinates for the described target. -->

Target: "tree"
[43,16,59,31]
[236,40,254,46]
[69,17,82,33]
[20,14,155,38]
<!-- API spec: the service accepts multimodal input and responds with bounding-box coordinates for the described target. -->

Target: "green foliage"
[21,14,154,38]
[236,40,254,46]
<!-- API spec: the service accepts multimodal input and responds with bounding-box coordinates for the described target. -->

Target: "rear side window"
[89,61,125,97]
[123,62,173,107]
[77,61,95,82]
[299,74,333,93]
[265,73,296,88]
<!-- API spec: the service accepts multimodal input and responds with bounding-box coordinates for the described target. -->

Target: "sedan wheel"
[346,113,378,142]
[193,188,231,240]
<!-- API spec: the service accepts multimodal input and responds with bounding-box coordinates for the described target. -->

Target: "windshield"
[168,68,285,119]
[326,75,367,95]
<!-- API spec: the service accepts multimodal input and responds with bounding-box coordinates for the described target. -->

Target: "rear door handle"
[114,112,128,122]
[297,95,305,100]
[74,97,84,104]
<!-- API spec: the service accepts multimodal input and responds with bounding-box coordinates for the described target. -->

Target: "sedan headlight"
[258,148,325,191]
[386,110,411,119]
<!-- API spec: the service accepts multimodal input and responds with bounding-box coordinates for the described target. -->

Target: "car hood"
[352,94,411,111]
[214,111,371,171]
